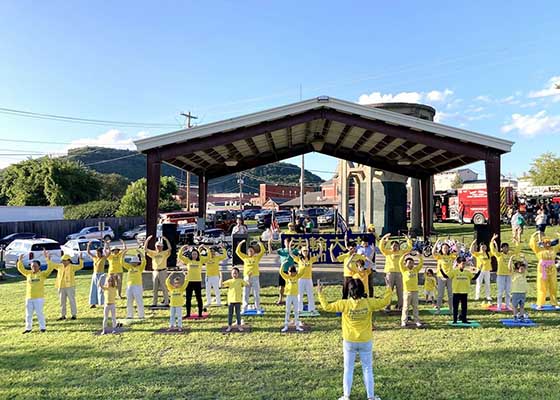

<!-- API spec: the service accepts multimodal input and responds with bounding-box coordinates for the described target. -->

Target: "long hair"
[348,278,367,300]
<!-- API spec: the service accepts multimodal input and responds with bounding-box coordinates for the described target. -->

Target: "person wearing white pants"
[99,275,119,334]
[145,235,171,306]
[201,245,227,307]
[236,240,265,312]
[87,242,108,308]
[491,234,511,309]
[470,240,493,301]
[17,256,55,333]
[290,240,323,313]
[166,273,188,331]
[279,265,305,332]
[432,240,456,314]
[121,249,146,319]
[48,252,84,320]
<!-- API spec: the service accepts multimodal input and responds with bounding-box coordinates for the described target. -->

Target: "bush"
[64,200,120,220]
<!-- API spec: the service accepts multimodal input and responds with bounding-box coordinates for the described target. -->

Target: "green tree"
[64,200,120,219]
[450,174,463,189]
[528,152,560,186]
[116,176,181,217]
[94,172,129,201]
[0,158,50,205]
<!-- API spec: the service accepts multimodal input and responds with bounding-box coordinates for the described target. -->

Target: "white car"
[4,238,63,270]
[61,239,104,268]
[66,226,114,241]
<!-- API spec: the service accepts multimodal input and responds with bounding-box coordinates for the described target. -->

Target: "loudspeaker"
[161,223,178,268]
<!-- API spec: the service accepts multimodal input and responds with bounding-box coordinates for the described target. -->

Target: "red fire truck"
[448,187,515,225]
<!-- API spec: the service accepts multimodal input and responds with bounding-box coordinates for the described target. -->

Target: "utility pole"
[180,112,198,211]
[237,173,244,211]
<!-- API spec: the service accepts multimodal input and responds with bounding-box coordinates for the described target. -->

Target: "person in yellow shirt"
[236,240,266,313]
[379,233,412,311]
[289,238,323,314]
[329,240,365,299]
[145,235,171,307]
[529,231,560,309]
[200,244,227,307]
[106,239,127,299]
[432,239,457,315]
[178,246,205,318]
[509,255,529,320]
[221,267,249,332]
[440,256,481,324]
[99,274,118,334]
[45,251,84,321]
[121,249,146,319]
[470,240,493,301]
[423,269,436,304]
[165,273,188,331]
[87,241,108,309]
[318,279,392,400]
[491,234,512,310]
[279,264,305,332]
[399,252,424,327]
[352,259,372,296]
[17,255,55,333]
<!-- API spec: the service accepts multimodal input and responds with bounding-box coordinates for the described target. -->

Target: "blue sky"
[1,1,559,185]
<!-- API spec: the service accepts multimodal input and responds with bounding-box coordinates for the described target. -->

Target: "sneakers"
[70,316,77,320]
[513,315,519,321]
[296,326,304,332]
[401,322,407,328]
[57,316,66,321]
[237,325,244,332]
[22,330,31,334]
[225,326,232,332]
[415,322,422,327]
[486,297,493,301]
[90,305,96,309]
[40,329,46,333]
[281,325,289,333]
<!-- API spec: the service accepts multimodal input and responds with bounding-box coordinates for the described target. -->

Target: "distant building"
[433,168,478,191]
[281,191,338,208]
[251,183,315,207]
[461,178,518,189]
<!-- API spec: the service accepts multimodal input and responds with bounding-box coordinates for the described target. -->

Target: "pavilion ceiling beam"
[414,149,446,165]
[433,157,477,173]
[324,109,489,160]
[287,126,293,148]
[352,130,373,151]
[319,119,331,138]
[245,137,259,155]
[333,125,352,152]
[430,155,464,169]
[204,148,226,163]
[225,143,243,160]
[265,132,278,159]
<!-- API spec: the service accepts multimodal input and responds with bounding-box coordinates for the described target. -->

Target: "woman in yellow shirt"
[529,231,560,309]
[236,240,266,313]
[318,279,392,400]
[289,238,323,314]
[200,244,227,307]
[222,267,249,332]
[87,241,108,309]
[178,246,205,318]
[379,233,412,311]
[491,234,511,310]
[432,239,457,315]
[470,240,493,301]
[440,256,481,324]
[121,249,146,319]
[107,239,127,299]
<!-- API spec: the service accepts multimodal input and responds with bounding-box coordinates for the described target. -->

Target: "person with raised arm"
[200,244,227,307]
[399,252,424,328]
[330,238,364,299]
[440,256,481,324]
[529,231,560,310]
[432,238,456,314]
[145,235,172,307]
[121,248,146,319]
[87,241,108,308]
[236,240,266,313]
[379,233,412,311]
[106,239,127,299]
[289,238,323,314]
[470,240,492,302]
[178,245,205,318]
[45,249,84,321]
[491,233,512,310]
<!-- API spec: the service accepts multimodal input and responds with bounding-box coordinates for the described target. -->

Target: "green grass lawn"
[1,223,559,400]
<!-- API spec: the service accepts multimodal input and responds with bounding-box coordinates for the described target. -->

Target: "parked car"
[61,239,104,268]
[66,226,114,241]
[0,232,37,248]
[4,238,62,270]
[242,209,261,220]
[121,225,146,240]
[207,210,238,233]
[136,223,197,246]
[297,208,328,219]
[318,210,336,225]
[257,210,292,229]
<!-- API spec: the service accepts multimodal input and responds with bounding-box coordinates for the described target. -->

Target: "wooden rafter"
[352,130,373,151]
[287,126,293,148]
[333,125,352,151]
[265,132,278,158]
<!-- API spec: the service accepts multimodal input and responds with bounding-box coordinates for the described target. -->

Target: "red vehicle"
[448,187,515,225]
[159,211,198,225]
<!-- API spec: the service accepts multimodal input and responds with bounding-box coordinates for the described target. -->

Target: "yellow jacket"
[146,248,171,271]
[471,251,492,272]
[529,233,560,263]
[203,252,227,277]
[165,276,188,307]
[424,276,436,292]
[107,253,124,274]
[336,252,366,277]
[236,242,265,278]
[279,267,305,296]
[121,250,147,287]
[490,243,510,276]
[353,269,372,291]
[434,254,455,278]
[178,253,204,282]
[446,269,475,294]
[319,289,392,342]
[379,238,412,273]
[222,278,248,304]
[92,256,106,274]
[17,261,55,299]
[50,259,84,289]
[292,255,318,279]
[399,255,424,292]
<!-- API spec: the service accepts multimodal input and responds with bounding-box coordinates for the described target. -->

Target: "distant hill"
[65,147,324,193]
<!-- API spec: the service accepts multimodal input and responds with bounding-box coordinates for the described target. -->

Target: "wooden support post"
[146,151,161,270]
[420,176,432,238]
[485,152,501,240]
[197,173,207,231]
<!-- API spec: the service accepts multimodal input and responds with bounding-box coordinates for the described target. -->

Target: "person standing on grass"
[166,273,188,331]
[432,239,456,315]
[440,256,480,324]
[201,244,227,307]
[529,231,560,310]
[470,240,493,302]
[87,241,108,309]
[121,249,146,319]
[17,255,55,334]
[236,240,266,313]
[290,238,323,314]
[330,240,365,300]
[491,234,512,310]
[178,246,205,318]
[276,238,299,305]
[46,251,84,321]
[279,264,305,332]
[379,233,412,311]
[145,235,171,307]
[399,252,424,328]
[357,234,377,297]
[353,259,372,297]
[231,217,248,236]
[318,278,392,400]
[98,274,118,334]
[424,269,436,304]
[106,240,127,299]
[535,208,548,234]
[509,255,529,320]
[458,202,465,225]
[221,266,249,332]
[511,208,525,245]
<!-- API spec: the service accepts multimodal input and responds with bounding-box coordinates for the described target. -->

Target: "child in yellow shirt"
[99,274,118,334]
[440,256,481,324]
[423,269,436,304]
[165,273,188,331]
[399,253,424,327]
[279,265,305,332]
[222,267,248,332]
[352,259,372,297]
[17,255,55,333]
[509,255,529,321]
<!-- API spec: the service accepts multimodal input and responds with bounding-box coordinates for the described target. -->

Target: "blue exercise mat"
[241,309,265,316]
[500,318,537,327]
[530,304,560,311]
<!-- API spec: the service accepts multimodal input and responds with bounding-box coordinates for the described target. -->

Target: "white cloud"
[358,91,423,104]
[475,95,492,103]
[65,129,148,151]
[520,101,538,108]
[426,89,453,102]
[528,75,560,100]
[499,95,521,105]
[501,110,560,137]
